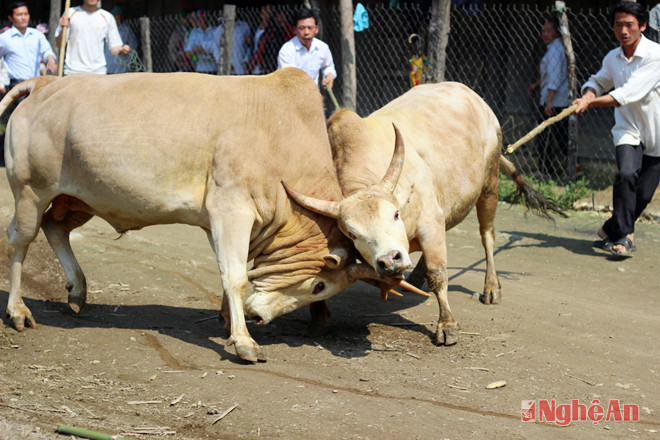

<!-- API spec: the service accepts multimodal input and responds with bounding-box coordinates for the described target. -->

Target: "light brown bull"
[0,69,421,363]
[284,82,565,346]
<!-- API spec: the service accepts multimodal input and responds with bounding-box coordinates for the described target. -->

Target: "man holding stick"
[573,1,660,257]
[55,0,131,75]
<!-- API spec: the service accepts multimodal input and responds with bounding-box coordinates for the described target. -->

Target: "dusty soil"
[1,172,660,440]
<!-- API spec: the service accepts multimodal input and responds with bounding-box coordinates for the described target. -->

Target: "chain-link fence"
[6,4,654,208]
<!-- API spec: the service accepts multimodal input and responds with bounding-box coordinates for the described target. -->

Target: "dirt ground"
[1,171,659,440]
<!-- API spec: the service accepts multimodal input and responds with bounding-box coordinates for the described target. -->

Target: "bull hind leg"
[41,200,94,314]
[5,189,51,330]
[476,173,501,304]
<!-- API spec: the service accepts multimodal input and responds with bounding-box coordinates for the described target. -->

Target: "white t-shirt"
[55,7,123,75]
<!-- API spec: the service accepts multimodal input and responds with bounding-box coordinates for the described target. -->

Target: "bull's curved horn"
[281,180,340,219]
[378,123,406,193]
[347,263,431,297]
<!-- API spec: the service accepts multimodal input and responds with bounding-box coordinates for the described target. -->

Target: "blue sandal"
[610,236,635,258]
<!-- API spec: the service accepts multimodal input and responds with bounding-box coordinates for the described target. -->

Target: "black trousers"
[602,143,660,240]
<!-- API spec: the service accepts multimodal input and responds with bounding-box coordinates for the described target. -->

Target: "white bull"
[1,69,419,363]
[284,82,565,346]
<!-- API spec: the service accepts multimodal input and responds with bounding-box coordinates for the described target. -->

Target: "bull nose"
[376,250,406,276]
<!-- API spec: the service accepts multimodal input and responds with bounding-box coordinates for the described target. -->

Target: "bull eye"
[348,232,356,240]
[394,211,400,221]
[312,282,325,295]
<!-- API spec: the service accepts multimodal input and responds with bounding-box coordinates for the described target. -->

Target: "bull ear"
[281,180,341,219]
[378,123,405,193]
[323,248,350,269]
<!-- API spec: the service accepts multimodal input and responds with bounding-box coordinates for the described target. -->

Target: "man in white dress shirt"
[573,1,660,257]
[277,8,336,90]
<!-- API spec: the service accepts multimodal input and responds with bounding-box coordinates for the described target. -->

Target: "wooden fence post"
[49,1,60,58]
[424,0,451,83]
[339,0,356,110]
[140,17,153,72]
[555,1,578,181]
[219,5,236,76]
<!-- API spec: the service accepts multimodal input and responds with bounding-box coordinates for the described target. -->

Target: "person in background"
[573,1,660,257]
[184,10,218,74]
[250,5,293,74]
[277,8,336,89]
[648,2,660,42]
[0,2,56,89]
[104,5,138,74]
[55,0,131,75]
[528,17,569,178]
[167,10,194,72]
[36,23,50,76]
[0,2,57,166]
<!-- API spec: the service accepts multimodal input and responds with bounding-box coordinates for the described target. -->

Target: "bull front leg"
[206,200,265,363]
[427,265,459,346]
[417,215,459,346]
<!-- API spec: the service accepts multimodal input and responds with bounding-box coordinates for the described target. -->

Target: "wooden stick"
[505,104,577,154]
[57,0,71,77]
[56,424,131,440]
[212,403,238,424]
[325,84,340,111]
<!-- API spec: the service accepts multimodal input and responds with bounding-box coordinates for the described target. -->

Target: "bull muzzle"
[375,250,409,277]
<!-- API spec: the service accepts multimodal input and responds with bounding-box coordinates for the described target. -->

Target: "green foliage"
[499,173,592,211]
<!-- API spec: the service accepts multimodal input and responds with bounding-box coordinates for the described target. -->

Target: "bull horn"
[281,180,340,219]
[378,123,405,193]
[348,263,431,298]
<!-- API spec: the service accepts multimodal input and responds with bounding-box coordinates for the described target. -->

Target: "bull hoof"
[228,337,266,363]
[435,323,459,346]
[68,294,86,315]
[7,305,37,331]
[480,290,501,305]
[67,282,87,315]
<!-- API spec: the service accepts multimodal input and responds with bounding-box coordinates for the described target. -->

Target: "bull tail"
[499,156,568,220]
[0,76,59,119]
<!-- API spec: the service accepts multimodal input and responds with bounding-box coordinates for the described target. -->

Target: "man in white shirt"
[573,1,660,257]
[277,9,336,89]
[55,0,131,75]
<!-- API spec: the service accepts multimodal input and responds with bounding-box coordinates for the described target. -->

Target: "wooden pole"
[48,1,60,55]
[555,1,578,181]
[219,5,236,76]
[140,17,153,72]
[424,0,451,83]
[339,0,356,110]
[58,0,71,77]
